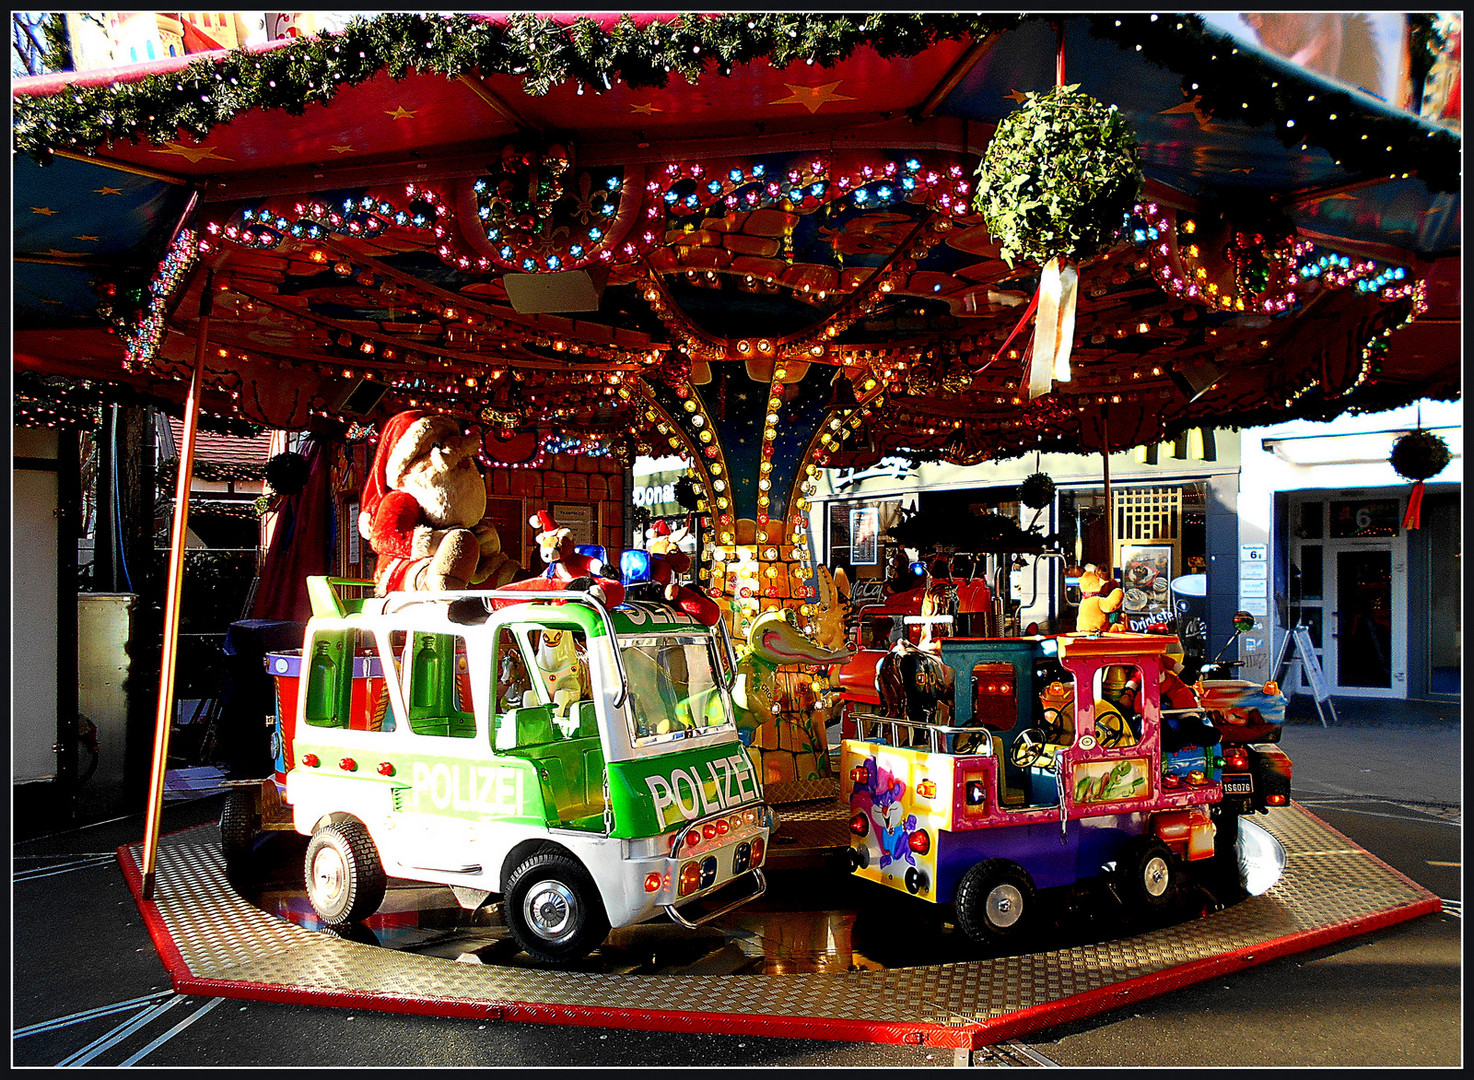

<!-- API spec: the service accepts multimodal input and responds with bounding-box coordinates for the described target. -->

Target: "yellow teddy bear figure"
[1076,564,1123,634]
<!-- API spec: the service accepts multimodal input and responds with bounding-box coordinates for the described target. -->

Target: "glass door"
[1326,539,1407,698]
[1289,496,1408,700]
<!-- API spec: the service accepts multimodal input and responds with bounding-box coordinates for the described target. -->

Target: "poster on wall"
[850,507,880,565]
[1120,543,1173,617]
[552,502,597,548]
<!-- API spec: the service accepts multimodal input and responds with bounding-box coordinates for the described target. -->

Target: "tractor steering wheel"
[1010,728,1049,769]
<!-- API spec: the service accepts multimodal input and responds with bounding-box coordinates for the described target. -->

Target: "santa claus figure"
[358,410,518,595]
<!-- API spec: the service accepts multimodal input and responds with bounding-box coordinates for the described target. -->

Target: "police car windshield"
[619,635,732,745]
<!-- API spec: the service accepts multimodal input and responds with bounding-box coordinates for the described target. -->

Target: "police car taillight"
[678,861,701,897]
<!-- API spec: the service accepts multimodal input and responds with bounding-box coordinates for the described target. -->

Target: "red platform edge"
[116,804,1444,1052]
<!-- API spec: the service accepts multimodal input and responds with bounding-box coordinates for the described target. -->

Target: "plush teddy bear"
[358,410,519,595]
[1075,563,1124,634]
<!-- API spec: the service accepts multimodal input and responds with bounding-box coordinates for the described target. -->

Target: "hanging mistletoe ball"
[1020,472,1057,509]
[265,451,310,496]
[973,84,1144,268]
[1389,429,1451,482]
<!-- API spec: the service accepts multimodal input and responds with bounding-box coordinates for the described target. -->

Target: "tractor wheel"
[954,859,1034,945]
[1116,837,1177,912]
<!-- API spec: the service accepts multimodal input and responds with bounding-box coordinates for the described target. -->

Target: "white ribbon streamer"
[1026,258,1080,398]
[1053,262,1079,383]
[1027,259,1061,399]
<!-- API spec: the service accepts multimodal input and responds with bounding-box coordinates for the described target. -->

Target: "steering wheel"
[1010,728,1050,768]
[1094,705,1135,749]
[1040,706,1068,744]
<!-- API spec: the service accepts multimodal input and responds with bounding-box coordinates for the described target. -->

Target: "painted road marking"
[1293,803,1461,828]
[14,853,119,882]
[57,997,185,1066]
[968,1040,1061,1066]
[1427,861,1460,867]
[1439,898,1461,918]
[14,992,175,1039]
[118,997,224,1066]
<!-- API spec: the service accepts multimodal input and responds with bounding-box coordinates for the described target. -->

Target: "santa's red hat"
[358,409,430,539]
[648,519,670,537]
[529,509,561,535]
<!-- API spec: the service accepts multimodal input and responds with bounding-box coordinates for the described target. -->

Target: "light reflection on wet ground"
[233,829,1248,976]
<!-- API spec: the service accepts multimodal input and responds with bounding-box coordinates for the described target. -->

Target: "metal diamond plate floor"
[118,803,1440,1050]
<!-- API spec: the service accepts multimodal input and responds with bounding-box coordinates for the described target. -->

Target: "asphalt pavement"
[11,694,1461,1068]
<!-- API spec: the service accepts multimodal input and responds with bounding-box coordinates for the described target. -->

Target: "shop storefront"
[810,428,1240,646]
[1240,400,1461,701]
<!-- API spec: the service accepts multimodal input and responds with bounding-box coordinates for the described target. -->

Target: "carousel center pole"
[1100,407,1114,575]
[141,275,214,900]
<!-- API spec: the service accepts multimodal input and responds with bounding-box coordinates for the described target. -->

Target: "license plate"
[1222,774,1253,795]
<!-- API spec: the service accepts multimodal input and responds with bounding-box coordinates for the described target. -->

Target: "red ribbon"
[990,287,1042,364]
[1401,480,1426,530]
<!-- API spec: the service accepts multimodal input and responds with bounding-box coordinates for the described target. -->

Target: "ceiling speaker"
[503,266,609,314]
[328,378,390,417]
[1167,358,1225,403]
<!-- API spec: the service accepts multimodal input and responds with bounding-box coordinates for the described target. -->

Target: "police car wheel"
[504,852,609,964]
[954,860,1033,944]
[304,821,386,926]
[1117,838,1177,911]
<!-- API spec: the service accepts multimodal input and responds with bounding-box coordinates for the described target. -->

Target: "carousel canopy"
[12,12,1461,462]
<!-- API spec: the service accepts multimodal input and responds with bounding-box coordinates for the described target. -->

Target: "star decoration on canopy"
[151,141,233,164]
[630,102,662,115]
[328,144,354,153]
[385,106,416,120]
[770,81,855,113]
[1160,96,1216,130]
[1004,89,1030,104]
[31,206,58,215]
[93,187,124,196]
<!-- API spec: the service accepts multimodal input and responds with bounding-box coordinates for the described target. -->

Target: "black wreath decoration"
[673,475,702,512]
[1389,430,1451,482]
[973,84,1143,268]
[1019,472,1057,510]
[265,451,311,496]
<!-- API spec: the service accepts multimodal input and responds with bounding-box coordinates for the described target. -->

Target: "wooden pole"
[141,275,213,900]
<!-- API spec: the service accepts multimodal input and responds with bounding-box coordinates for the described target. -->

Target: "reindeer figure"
[645,519,720,626]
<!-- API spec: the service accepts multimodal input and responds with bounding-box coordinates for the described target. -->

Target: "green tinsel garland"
[13,13,1456,192]
[1085,14,1460,193]
[13,13,1020,161]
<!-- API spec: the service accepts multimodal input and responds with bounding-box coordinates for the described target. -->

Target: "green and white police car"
[229,577,772,964]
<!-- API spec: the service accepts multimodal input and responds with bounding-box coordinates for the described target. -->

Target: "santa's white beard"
[399,456,487,527]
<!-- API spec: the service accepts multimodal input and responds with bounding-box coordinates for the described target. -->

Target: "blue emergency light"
[620,549,652,586]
